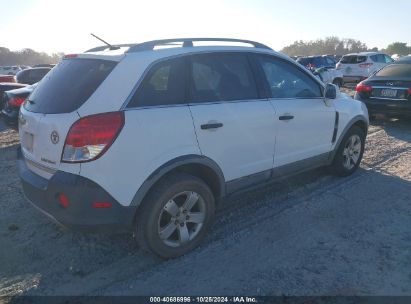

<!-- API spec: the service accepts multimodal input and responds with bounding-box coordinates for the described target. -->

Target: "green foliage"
[385,42,411,56]
[281,37,369,56]
[0,47,64,66]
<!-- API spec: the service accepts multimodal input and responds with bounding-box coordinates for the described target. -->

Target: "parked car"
[336,52,394,84]
[397,55,411,63]
[297,55,337,69]
[0,82,28,108]
[297,55,343,86]
[33,64,56,68]
[2,84,36,125]
[17,38,369,258]
[0,75,16,83]
[0,66,22,75]
[16,67,51,85]
[354,61,411,117]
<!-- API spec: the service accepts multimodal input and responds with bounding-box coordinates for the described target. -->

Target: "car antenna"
[90,33,120,50]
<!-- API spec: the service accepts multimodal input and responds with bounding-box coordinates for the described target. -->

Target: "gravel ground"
[1,94,411,300]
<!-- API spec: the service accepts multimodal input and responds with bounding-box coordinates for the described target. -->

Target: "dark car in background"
[1,84,36,125]
[0,83,27,108]
[354,61,411,118]
[33,63,55,68]
[296,55,337,69]
[0,75,16,83]
[15,67,51,85]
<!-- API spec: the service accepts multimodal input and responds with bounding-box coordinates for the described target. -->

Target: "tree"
[281,37,368,56]
[385,42,411,56]
[0,47,63,66]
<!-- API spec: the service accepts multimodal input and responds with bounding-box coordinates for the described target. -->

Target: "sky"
[1,0,410,54]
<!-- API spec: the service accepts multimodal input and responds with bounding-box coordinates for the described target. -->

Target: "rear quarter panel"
[79,106,201,206]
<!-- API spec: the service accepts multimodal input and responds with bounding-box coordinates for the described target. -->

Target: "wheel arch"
[130,155,226,208]
[328,115,368,163]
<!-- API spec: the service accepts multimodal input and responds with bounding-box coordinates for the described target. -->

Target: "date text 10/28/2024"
[150,297,258,303]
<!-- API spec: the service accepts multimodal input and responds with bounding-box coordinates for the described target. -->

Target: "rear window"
[24,58,117,114]
[340,55,367,64]
[375,64,411,78]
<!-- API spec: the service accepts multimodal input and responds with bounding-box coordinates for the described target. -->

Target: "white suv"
[336,52,394,84]
[18,38,369,258]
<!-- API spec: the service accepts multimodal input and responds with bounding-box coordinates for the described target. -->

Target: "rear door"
[19,58,117,178]
[253,54,335,169]
[188,52,277,186]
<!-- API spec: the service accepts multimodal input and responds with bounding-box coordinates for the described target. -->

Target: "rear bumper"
[17,148,136,232]
[355,94,411,117]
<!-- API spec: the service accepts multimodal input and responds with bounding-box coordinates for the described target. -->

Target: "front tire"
[331,126,365,176]
[332,78,343,87]
[135,173,215,259]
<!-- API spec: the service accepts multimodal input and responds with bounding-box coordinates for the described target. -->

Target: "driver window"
[256,56,322,99]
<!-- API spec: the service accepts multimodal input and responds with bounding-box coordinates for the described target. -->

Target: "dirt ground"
[1,91,411,300]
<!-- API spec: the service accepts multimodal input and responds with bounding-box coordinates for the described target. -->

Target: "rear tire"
[331,126,365,177]
[135,173,215,259]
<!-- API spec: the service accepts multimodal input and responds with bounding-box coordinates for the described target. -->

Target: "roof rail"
[85,38,272,54]
[126,38,272,53]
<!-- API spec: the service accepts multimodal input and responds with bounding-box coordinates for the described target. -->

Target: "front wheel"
[332,78,343,87]
[331,126,365,176]
[135,173,215,259]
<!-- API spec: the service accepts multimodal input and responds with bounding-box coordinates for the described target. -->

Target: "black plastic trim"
[18,148,136,232]
[130,155,226,207]
[332,112,339,143]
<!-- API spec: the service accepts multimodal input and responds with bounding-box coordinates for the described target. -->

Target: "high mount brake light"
[62,112,125,163]
[64,54,78,59]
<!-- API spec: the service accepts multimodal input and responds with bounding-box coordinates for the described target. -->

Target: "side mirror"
[325,83,337,99]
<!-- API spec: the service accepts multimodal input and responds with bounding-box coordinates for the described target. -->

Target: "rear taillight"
[62,112,125,163]
[359,63,373,68]
[408,88,411,95]
[356,82,373,93]
[8,96,26,107]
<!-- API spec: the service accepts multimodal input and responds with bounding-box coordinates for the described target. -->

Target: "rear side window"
[340,55,367,64]
[256,55,322,99]
[189,53,258,103]
[25,59,116,114]
[127,57,186,108]
[375,64,411,77]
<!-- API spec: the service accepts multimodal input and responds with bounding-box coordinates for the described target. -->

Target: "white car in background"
[336,52,394,84]
[0,66,22,75]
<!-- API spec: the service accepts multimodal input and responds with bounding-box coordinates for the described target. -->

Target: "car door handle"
[201,122,223,130]
[279,115,294,121]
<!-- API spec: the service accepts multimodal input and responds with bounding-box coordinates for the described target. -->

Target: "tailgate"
[19,106,80,179]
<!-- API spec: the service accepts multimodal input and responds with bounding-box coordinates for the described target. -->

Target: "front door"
[254,54,336,169]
